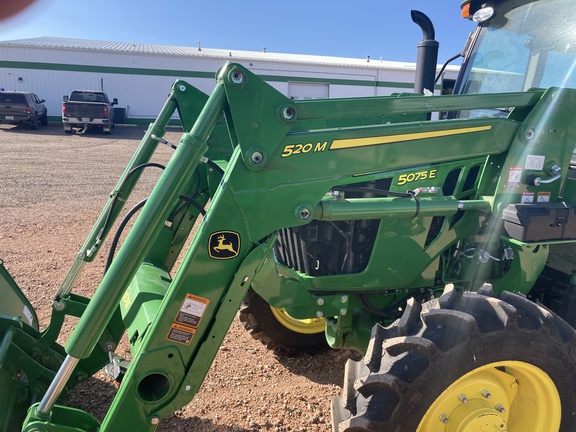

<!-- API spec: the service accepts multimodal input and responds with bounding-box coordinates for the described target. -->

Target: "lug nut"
[439,414,448,424]
[458,393,468,404]
[495,404,505,413]
[482,389,492,399]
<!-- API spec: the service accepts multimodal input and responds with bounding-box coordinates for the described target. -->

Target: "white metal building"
[0,37,459,124]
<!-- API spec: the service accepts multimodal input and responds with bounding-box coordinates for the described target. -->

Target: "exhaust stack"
[411,10,439,95]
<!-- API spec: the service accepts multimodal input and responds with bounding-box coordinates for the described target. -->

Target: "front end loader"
[2,0,576,430]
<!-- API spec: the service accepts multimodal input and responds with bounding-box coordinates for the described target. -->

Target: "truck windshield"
[455,0,576,116]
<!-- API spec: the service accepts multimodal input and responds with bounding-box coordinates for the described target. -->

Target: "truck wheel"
[41,111,48,126]
[331,284,576,431]
[30,115,39,130]
[239,287,328,353]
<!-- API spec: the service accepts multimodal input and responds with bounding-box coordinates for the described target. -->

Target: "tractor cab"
[457,0,576,108]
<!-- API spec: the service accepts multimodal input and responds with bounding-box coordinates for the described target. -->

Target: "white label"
[5,115,13,120]
[507,167,523,189]
[525,155,545,170]
[521,192,535,203]
[22,305,34,326]
[82,117,90,122]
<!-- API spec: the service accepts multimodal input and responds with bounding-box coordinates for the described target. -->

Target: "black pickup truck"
[0,91,48,130]
[62,90,118,134]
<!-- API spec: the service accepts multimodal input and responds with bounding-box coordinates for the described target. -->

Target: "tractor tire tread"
[332,285,576,432]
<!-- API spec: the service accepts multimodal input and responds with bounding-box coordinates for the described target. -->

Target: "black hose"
[97,163,165,246]
[104,198,147,274]
[205,158,224,175]
[435,52,463,84]
[332,186,413,198]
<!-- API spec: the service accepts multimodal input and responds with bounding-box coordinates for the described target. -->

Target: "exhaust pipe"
[411,10,439,95]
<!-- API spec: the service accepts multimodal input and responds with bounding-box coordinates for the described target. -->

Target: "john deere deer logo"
[208,231,240,259]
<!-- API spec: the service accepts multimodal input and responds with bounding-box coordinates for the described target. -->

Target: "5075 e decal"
[397,170,437,186]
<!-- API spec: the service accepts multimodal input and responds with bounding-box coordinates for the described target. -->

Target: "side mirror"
[63,96,69,102]
[112,98,118,105]
[39,99,45,103]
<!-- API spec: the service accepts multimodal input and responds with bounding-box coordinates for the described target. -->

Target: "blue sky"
[0,1,475,64]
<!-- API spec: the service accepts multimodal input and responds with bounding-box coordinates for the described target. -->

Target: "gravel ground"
[0,122,358,431]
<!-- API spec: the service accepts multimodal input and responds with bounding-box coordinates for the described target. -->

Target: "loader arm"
[15,58,576,431]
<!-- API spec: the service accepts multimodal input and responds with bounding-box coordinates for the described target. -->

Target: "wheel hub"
[447,399,507,431]
[270,306,325,334]
[417,361,561,431]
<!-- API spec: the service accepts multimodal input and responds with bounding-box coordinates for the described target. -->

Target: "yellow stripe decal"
[329,125,493,150]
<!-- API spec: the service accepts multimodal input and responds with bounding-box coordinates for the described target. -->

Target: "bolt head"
[250,151,263,164]
[230,70,245,85]
[299,208,311,220]
[282,106,295,120]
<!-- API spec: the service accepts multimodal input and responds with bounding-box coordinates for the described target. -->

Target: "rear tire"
[41,110,48,126]
[30,115,39,130]
[239,287,328,353]
[332,284,576,431]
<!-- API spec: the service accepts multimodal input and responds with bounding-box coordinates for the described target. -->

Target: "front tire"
[239,287,328,353]
[332,284,576,431]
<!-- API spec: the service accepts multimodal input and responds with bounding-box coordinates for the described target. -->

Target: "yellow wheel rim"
[417,361,561,432]
[270,307,325,334]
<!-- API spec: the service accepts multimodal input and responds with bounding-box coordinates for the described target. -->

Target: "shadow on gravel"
[158,416,253,432]
[63,377,253,432]
[0,123,183,140]
[273,349,362,387]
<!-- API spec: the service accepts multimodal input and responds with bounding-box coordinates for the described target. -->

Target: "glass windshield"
[456,0,576,110]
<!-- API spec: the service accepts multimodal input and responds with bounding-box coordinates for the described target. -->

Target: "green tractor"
[2,0,576,430]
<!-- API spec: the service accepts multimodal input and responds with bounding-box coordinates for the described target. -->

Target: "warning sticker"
[537,192,551,203]
[521,192,535,204]
[507,167,523,189]
[166,294,210,345]
[175,294,210,329]
[167,323,196,345]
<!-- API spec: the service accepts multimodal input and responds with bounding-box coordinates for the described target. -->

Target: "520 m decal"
[280,126,492,158]
[281,141,328,158]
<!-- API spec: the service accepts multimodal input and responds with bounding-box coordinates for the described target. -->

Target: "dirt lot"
[0,123,358,431]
